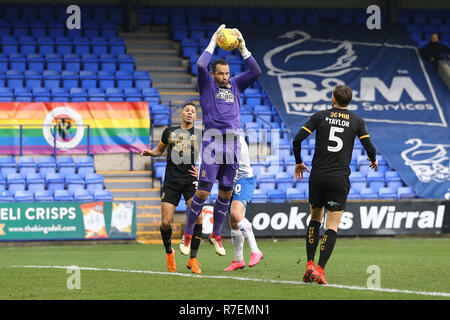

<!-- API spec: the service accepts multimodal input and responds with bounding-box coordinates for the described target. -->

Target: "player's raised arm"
[197,24,226,92]
[140,128,169,157]
[232,28,262,92]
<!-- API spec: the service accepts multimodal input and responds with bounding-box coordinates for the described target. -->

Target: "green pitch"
[0,237,448,300]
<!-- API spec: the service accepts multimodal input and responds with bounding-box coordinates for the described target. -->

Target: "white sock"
[231,229,244,262]
[237,218,260,254]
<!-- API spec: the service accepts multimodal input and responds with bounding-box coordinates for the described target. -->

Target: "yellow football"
[216,28,239,51]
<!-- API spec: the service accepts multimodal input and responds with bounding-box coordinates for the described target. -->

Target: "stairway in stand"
[114,25,198,243]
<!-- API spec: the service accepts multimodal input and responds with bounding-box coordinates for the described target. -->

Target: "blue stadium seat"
[0,21,11,37]
[61,71,78,89]
[7,70,24,88]
[0,156,17,176]
[63,54,81,72]
[357,155,372,176]
[245,89,262,107]
[34,189,53,202]
[0,190,14,202]
[19,37,36,54]
[73,189,94,202]
[57,156,76,176]
[85,24,101,38]
[397,186,415,199]
[14,87,32,102]
[27,53,44,72]
[349,171,366,193]
[286,187,306,201]
[0,54,7,72]
[105,88,124,101]
[378,187,397,199]
[1,36,18,54]
[48,23,65,38]
[45,54,63,72]
[32,87,51,101]
[55,37,72,54]
[51,88,70,101]
[100,24,118,38]
[275,171,293,192]
[87,88,106,101]
[376,155,390,173]
[250,160,265,177]
[0,174,5,191]
[76,156,95,178]
[284,157,296,176]
[366,171,385,192]
[251,189,267,203]
[85,173,104,192]
[154,161,166,179]
[142,87,160,104]
[172,26,189,41]
[91,37,109,55]
[65,174,85,193]
[100,54,117,72]
[46,172,65,193]
[54,189,74,202]
[117,54,135,72]
[257,174,275,193]
[43,70,60,89]
[385,171,403,190]
[176,195,187,212]
[37,157,56,177]
[73,38,91,55]
[134,71,151,89]
[0,87,13,101]
[80,71,97,88]
[82,54,100,72]
[108,37,126,55]
[17,156,36,176]
[93,189,113,201]
[124,88,142,101]
[69,88,87,102]
[24,70,42,89]
[116,71,133,89]
[359,187,378,199]
[7,173,26,193]
[37,37,54,54]
[14,190,34,202]
[267,189,286,203]
[347,188,360,200]
[181,39,199,58]
[26,172,45,193]
[98,71,115,89]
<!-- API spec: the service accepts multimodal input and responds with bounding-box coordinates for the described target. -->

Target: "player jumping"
[180,24,261,257]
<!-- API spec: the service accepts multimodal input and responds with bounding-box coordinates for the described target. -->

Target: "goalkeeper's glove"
[205,24,226,54]
[233,28,252,59]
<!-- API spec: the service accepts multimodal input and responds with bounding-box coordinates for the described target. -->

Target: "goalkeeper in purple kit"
[180,24,261,257]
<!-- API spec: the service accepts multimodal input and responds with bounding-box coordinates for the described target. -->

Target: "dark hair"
[211,59,228,73]
[332,85,353,107]
[181,102,198,111]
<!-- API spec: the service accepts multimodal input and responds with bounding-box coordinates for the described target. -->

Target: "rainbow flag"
[0,102,150,154]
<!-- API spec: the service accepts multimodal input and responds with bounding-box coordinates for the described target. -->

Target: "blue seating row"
[0,4,124,24]
[0,53,133,72]
[0,189,113,203]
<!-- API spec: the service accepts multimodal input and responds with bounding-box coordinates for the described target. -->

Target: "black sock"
[306,220,321,262]
[190,223,202,259]
[318,229,338,270]
[160,226,172,254]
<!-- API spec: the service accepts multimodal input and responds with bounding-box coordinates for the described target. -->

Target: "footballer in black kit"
[160,125,202,206]
[292,85,378,285]
[140,102,204,274]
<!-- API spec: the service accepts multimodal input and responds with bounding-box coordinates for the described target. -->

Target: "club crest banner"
[240,23,450,198]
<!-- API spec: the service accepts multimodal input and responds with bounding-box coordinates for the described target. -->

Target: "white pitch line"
[8,265,450,298]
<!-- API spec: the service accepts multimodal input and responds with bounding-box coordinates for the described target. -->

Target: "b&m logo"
[263,30,447,127]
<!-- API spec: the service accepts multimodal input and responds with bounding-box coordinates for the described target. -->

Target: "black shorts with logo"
[309,175,350,211]
[161,178,197,206]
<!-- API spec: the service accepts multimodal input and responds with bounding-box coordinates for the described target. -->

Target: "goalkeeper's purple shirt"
[196,51,261,134]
